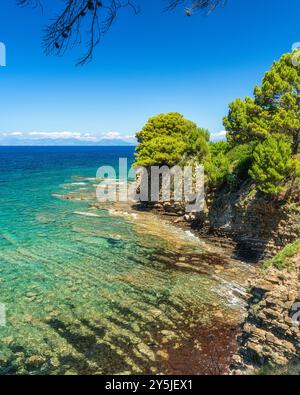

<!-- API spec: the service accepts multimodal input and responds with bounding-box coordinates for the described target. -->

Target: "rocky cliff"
[231,251,300,374]
[137,180,300,373]
[149,181,300,262]
[198,181,300,262]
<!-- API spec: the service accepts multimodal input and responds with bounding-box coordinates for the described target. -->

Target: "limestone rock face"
[231,251,300,374]
[147,181,300,262]
[203,182,300,262]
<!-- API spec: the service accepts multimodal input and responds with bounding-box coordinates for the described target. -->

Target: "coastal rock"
[184,213,197,223]
[174,217,184,224]
[201,181,300,261]
[230,252,300,374]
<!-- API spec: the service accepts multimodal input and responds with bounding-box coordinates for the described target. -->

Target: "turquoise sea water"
[0,147,244,375]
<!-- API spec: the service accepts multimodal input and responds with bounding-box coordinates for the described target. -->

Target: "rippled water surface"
[0,147,248,375]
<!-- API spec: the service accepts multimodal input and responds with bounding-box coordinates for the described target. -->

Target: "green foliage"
[227,142,256,180]
[249,303,262,318]
[296,161,300,179]
[134,135,186,167]
[204,152,231,185]
[205,142,230,185]
[224,97,270,145]
[209,141,229,157]
[134,112,209,167]
[249,137,297,195]
[257,362,300,376]
[263,239,300,270]
[134,53,300,198]
[183,127,210,165]
[205,142,255,187]
[224,52,300,154]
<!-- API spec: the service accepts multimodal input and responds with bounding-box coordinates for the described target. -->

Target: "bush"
[209,141,230,157]
[205,142,255,187]
[263,239,300,270]
[249,137,298,195]
[204,152,231,185]
[227,142,256,181]
[183,127,210,165]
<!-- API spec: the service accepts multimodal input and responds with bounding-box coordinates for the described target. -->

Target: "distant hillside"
[0,136,136,147]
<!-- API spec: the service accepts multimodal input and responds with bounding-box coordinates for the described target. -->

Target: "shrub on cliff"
[263,239,300,270]
[223,52,300,155]
[204,142,230,184]
[204,151,231,185]
[227,143,256,181]
[249,137,298,195]
[183,125,210,165]
[205,142,255,187]
[209,141,230,157]
[134,112,210,167]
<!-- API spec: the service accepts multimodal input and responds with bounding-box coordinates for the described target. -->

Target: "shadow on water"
[47,317,134,374]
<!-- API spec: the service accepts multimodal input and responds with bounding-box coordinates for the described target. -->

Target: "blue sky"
[0,0,300,143]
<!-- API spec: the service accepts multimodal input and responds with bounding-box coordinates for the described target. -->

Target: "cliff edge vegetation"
[132,51,300,373]
[133,51,300,261]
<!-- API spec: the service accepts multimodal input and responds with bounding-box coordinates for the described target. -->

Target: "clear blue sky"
[0,0,300,142]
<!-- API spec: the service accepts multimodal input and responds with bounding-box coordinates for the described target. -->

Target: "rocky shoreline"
[55,185,255,375]
[135,189,300,374]
[55,180,300,374]
[137,180,300,262]
[230,252,300,374]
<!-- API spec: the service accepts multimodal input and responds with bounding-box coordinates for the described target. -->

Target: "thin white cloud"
[81,133,98,142]
[29,131,85,140]
[10,132,23,136]
[211,130,227,141]
[0,131,23,137]
[0,130,136,144]
[100,131,136,142]
[101,132,135,140]
[28,131,135,142]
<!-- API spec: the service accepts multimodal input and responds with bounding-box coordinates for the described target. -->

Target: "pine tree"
[224,52,300,154]
[249,136,297,195]
[134,112,209,167]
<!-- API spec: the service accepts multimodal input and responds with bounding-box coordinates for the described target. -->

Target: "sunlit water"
[0,147,250,375]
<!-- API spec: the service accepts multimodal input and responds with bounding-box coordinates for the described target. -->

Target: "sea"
[0,146,249,375]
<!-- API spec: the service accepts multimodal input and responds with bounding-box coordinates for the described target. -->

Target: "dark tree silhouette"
[17,1,225,65]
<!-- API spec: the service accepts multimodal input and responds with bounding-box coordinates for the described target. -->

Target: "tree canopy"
[224,52,300,155]
[249,136,298,195]
[134,112,210,167]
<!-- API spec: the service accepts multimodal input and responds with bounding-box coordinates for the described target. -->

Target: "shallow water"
[0,147,250,375]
